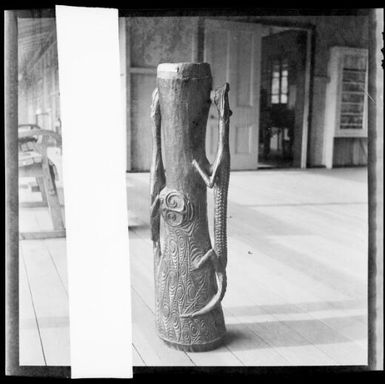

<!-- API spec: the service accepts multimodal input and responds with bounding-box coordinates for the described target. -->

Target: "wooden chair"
[18,124,65,234]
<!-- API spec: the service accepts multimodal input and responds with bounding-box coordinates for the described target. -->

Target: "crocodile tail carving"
[180,248,227,318]
[150,88,166,266]
[184,83,231,318]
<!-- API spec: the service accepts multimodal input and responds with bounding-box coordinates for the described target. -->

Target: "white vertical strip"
[56,6,132,378]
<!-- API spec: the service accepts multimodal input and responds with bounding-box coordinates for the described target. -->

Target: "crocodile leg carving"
[150,88,166,270]
[182,83,231,318]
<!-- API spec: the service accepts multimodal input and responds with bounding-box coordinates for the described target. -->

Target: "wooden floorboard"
[21,240,71,366]
[132,344,146,367]
[227,233,367,328]
[19,244,46,366]
[19,182,66,234]
[19,168,369,367]
[19,209,41,233]
[131,288,195,366]
[44,239,69,295]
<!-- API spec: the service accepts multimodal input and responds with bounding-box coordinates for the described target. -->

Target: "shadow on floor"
[223,314,366,351]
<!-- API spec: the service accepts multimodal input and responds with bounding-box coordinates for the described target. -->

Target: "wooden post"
[125,18,132,172]
[150,63,231,351]
[300,28,312,169]
[36,176,48,204]
[368,8,384,371]
[40,143,65,230]
[5,10,19,374]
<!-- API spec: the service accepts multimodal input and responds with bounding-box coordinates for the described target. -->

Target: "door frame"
[201,18,314,169]
[203,18,262,170]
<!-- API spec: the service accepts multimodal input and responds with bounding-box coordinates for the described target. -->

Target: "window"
[270,58,289,104]
[324,46,368,138]
[339,54,367,131]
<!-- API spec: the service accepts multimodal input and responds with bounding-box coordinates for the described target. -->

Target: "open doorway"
[259,27,308,168]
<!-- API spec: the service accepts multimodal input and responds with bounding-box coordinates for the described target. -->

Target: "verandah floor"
[19,167,368,366]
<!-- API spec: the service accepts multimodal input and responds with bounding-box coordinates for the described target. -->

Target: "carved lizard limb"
[183,83,231,318]
[180,247,226,318]
[150,88,166,268]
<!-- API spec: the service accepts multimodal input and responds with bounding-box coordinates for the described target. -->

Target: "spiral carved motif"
[161,190,194,227]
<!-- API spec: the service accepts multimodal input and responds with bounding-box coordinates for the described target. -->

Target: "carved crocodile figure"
[181,83,232,318]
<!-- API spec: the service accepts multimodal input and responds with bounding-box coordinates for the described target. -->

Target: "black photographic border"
[4,4,383,378]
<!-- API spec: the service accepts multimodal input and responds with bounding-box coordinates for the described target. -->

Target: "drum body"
[151,63,226,351]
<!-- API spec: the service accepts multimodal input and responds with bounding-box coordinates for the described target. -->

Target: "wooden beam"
[129,67,156,75]
[126,19,132,171]
[16,9,55,19]
[19,230,66,240]
[197,17,205,62]
[18,32,51,46]
[300,28,313,169]
[22,30,56,71]
[119,17,129,171]
[191,17,199,62]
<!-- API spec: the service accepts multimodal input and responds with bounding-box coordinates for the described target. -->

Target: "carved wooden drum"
[150,62,231,352]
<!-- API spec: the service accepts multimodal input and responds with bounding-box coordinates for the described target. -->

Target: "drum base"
[160,334,226,352]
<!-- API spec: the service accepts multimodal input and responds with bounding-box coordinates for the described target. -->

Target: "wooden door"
[260,30,308,167]
[204,19,262,170]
